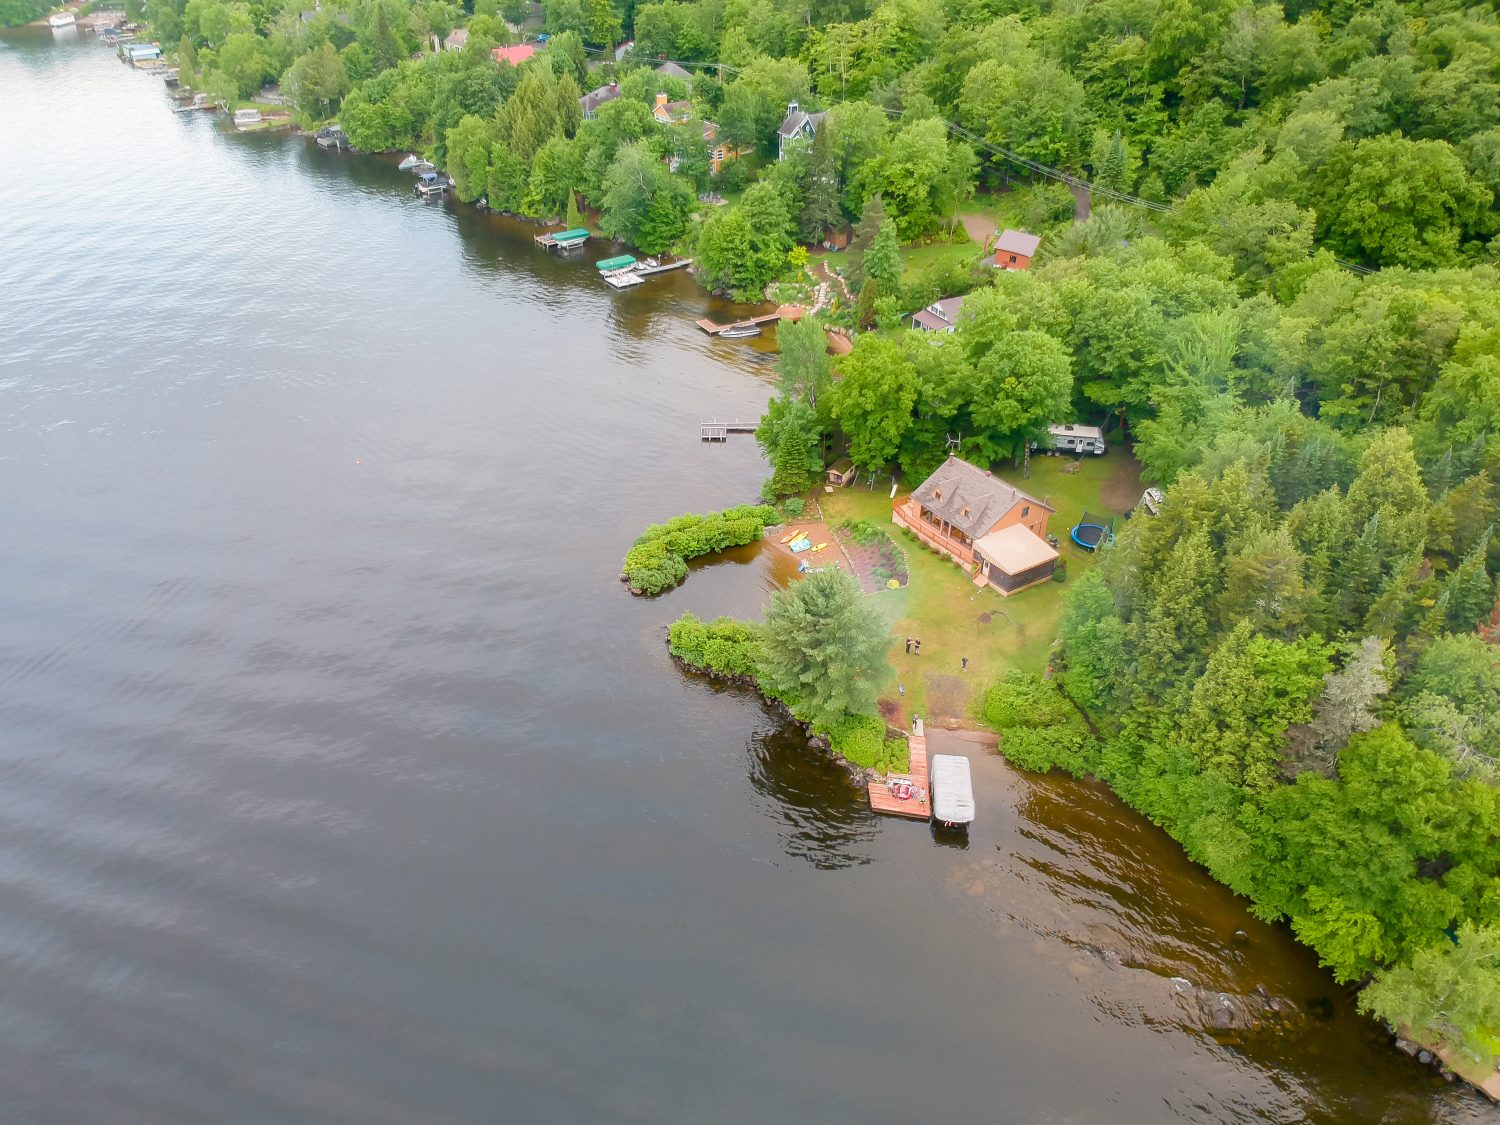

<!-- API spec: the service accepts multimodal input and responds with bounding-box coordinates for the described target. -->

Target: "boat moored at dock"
[414,170,451,196]
[929,754,975,831]
[533,228,590,250]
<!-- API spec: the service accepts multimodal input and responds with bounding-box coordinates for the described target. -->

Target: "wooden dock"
[700,420,757,442]
[534,229,589,249]
[868,723,930,819]
[695,303,805,336]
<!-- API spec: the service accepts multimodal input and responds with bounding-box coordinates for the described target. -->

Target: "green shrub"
[782,497,805,519]
[982,671,1101,777]
[814,712,908,771]
[623,504,778,594]
[668,613,763,678]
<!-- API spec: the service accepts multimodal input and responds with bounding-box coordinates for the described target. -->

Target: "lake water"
[0,31,1490,1124]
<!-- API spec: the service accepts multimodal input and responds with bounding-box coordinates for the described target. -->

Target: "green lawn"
[899,236,983,283]
[817,450,1141,729]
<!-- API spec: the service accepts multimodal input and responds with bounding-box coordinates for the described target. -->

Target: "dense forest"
[111,0,1500,1077]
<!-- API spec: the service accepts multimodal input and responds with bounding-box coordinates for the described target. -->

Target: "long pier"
[868,719,930,819]
[695,303,805,336]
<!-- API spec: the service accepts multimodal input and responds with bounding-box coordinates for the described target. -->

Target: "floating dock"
[695,303,805,336]
[699,420,757,442]
[600,257,694,289]
[868,721,930,819]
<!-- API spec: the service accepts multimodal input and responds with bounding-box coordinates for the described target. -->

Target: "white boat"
[398,153,428,171]
[930,754,975,830]
[48,10,77,26]
[718,324,761,339]
[414,171,450,196]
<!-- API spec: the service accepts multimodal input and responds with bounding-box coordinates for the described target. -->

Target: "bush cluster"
[667,613,763,679]
[982,671,1100,777]
[622,504,777,595]
[813,713,908,772]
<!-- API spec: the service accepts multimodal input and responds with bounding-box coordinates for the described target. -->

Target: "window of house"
[932,488,941,500]
[1009,255,1017,263]
[1022,505,1029,517]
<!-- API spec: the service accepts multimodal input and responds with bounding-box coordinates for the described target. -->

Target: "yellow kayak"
[812,542,829,552]
[780,529,803,544]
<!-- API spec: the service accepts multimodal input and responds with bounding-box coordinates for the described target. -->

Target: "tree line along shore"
[62,0,1500,1095]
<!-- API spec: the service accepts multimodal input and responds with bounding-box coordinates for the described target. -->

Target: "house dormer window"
[1022,505,1029,517]
[961,506,970,518]
[932,488,941,500]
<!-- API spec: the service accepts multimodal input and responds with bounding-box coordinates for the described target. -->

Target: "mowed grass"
[899,237,983,283]
[818,450,1141,728]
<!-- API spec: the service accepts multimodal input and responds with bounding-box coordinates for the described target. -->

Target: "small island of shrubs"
[620,504,778,595]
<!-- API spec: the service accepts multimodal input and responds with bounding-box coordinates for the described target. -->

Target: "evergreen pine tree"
[862,216,902,296]
[847,194,887,292]
[1438,529,1495,633]
[799,125,842,244]
[369,3,401,74]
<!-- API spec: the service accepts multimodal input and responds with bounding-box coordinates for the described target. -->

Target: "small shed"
[973,523,1059,595]
[826,457,855,487]
[930,755,974,828]
[995,228,1041,270]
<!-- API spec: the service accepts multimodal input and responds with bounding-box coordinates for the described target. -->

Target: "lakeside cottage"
[995,228,1041,270]
[777,101,826,159]
[580,81,619,118]
[652,92,693,124]
[911,295,965,333]
[894,455,1059,595]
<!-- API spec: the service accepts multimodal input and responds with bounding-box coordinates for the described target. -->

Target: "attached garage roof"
[973,523,1059,575]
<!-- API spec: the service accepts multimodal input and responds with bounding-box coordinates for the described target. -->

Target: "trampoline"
[1070,511,1114,551]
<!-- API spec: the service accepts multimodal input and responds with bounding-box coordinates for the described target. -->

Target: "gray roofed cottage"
[894,455,1056,582]
[908,456,1050,540]
[777,101,826,159]
[580,81,620,118]
[911,295,965,333]
[655,60,693,81]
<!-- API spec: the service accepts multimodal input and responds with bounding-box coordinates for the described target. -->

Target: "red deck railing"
[891,501,974,569]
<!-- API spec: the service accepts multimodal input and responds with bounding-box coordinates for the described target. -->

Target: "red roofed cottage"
[492,43,537,66]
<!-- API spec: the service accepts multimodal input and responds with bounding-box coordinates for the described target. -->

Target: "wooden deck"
[868,727,929,819]
[695,304,806,335]
[700,420,757,441]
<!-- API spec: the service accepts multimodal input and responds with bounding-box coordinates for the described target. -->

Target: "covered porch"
[891,499,977,570]
[973,524,1059,596]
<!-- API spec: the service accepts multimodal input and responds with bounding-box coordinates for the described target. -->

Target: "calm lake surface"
[0,32,1491,1125]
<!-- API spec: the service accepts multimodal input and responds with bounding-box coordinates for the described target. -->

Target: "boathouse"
[893,455,1055,588]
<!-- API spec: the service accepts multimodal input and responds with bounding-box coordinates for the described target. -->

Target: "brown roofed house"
[893,455,1058,595]
[911,295,965,333]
